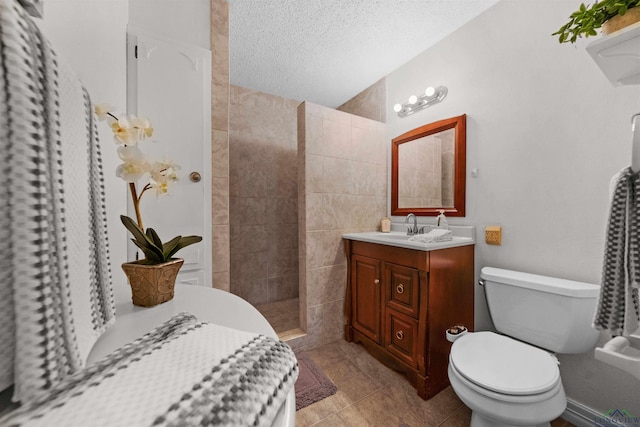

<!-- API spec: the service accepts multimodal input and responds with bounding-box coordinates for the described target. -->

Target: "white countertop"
[343,226,475,252]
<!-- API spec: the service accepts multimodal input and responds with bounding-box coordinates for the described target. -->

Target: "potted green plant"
[553,0,640,43]
[95,104,202,307]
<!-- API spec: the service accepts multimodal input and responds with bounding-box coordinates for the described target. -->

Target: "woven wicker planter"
[122,258,184,307]
[603,6,640,35]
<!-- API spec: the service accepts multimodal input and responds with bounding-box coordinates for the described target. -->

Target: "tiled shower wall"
[210,0,230,290]
[229,86,301,305]
[337,78,386,123]
[296,102,387,349]
[212,0,389,349]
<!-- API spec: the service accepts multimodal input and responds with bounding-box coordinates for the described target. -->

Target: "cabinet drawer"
[385,263,419,318]
[385,310,418,369]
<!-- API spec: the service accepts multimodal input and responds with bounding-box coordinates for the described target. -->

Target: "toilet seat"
[448,362,566,426]
[450,332,560,396]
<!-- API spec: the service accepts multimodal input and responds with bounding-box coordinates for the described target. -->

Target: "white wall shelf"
[587,22,640,86]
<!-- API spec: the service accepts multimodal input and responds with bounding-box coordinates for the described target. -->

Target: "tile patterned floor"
[295,340,577,427]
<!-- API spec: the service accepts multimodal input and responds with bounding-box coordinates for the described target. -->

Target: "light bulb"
[408,95,418,104]
[393,103,402,113]
[425,87,435,97]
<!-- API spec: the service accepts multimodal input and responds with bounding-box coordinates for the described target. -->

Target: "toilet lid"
[450,332,560,395]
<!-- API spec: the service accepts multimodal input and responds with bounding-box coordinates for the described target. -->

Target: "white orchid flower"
[96,102,186,231]
[117,145,146,163]
[116,160,150,183]
[150,160,179,181]
[150,180,170,195]
[142,120,154,138]
[158,159,180,171]
[94,103,115,121]
[112,116,139,145]
[149,171,171,195]
[148,160,180,196]
[130,115,154,139]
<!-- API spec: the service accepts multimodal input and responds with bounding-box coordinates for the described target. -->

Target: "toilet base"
[471,411,550,427]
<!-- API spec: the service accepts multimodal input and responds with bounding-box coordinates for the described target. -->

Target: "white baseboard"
[563,399,629,427]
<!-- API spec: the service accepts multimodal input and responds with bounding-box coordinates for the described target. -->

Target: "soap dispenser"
[436,210,449,229]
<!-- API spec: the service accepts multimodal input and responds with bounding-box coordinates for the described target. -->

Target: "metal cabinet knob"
[374,279,380,285]
[189,171,201,183]
[396,330,404,340]
[396,284,405,294]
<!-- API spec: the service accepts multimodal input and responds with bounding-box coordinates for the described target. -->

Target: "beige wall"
[210,0,230,291]
[229,86,300,305]
[296,102,387,349]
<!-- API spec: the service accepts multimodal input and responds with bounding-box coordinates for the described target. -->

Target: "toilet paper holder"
[446,325,468,343]
[595,334,640,380]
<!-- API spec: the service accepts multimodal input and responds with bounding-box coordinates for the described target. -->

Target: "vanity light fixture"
[393,85,448,118]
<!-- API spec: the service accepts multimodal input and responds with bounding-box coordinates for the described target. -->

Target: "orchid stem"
[129,182,144,230]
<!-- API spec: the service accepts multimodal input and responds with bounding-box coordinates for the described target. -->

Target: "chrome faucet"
[405,213,418,236]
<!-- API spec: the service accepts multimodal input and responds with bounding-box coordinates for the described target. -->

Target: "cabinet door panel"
[352,254,382,344]
[385,263,420,318]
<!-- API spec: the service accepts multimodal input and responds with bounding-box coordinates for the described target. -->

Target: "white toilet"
[448,267,600,427]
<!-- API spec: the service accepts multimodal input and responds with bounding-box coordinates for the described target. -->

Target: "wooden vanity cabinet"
[343,239,474,400]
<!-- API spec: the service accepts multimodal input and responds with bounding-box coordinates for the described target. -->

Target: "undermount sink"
[377,233,412,240]
[342,227,475,252]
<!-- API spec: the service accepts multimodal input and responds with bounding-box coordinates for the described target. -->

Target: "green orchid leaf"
[131,239,163,263]
[146,227,163,249]
[121,215,164,261]
[121,216,202,264]
[161,236,182,260]
[165,235,203,260]
[137,237,164,261]
[121,215,146,243]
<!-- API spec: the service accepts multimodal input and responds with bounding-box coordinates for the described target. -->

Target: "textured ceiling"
[228,0,499,108]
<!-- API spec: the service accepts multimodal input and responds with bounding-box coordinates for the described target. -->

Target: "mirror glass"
[391,114,466,216]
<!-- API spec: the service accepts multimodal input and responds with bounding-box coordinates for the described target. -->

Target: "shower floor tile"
[256,297,300,336]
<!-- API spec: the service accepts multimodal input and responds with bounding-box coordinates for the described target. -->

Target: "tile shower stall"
[229,88,386,347]
[229,86,300,309]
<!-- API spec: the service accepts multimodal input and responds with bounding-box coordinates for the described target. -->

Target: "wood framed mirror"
[391,114,466,216]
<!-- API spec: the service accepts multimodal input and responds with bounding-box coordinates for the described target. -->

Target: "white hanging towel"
[593,167,640,336]
[0,0,115,403]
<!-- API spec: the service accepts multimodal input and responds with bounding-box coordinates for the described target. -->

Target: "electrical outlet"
[485,226,502,245]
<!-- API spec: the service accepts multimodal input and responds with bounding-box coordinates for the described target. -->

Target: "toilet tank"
[481,267,600,354]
